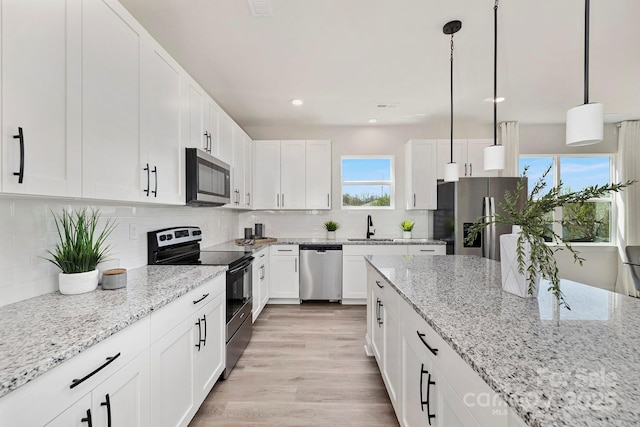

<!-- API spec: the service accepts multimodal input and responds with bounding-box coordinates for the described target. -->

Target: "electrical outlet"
[129,223,138,240]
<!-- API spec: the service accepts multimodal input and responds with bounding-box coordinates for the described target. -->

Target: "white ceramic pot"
[402,231,412,239]
[59,269,99,295]
[499,230,540,298]
[327,231,336,240]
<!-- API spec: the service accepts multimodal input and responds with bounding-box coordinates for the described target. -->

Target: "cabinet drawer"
[0,317,150,427]
[343,244,406,256]
[150,276,225,343]
[271,245,299,255]
[407,245,446,255]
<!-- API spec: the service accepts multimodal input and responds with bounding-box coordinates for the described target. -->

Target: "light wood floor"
[189,303,399,427]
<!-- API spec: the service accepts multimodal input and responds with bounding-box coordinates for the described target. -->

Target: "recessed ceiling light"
[368,118,378,124]
[291,99,303,106]
[483,97,505,103]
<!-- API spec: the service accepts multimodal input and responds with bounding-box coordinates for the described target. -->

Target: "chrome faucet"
[367,215,375,239]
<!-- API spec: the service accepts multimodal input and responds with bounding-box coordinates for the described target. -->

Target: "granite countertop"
[209,237,446,252]
[366,255,640,427]
[0,265,227,399]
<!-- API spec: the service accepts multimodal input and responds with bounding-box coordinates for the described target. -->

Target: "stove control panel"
[148,226,202,251]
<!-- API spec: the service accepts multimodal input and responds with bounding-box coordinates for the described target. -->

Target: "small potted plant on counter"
[324,220,340,240]
[46,208,117,295]
[465,165,633,309]
[400,221,415,239]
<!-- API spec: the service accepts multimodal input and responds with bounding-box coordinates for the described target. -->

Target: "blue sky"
[341,158,391,181]
[519,157,610,194]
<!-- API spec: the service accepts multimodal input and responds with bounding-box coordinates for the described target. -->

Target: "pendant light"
[566,0,603,146]
[484,0,505,171]
[443,20,462,182]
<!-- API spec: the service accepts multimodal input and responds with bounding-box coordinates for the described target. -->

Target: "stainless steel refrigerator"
[433,177,526,261]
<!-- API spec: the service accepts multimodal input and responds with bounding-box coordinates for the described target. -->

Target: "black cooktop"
[197,250,251,266]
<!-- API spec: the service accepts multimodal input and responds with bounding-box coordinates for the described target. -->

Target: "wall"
[0,196,239,307]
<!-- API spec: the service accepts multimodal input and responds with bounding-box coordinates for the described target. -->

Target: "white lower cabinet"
[367,265,518,427]
[45,394,93,427]
[269,245,299,302]
[150,277,225,427]
[252,247,270,321]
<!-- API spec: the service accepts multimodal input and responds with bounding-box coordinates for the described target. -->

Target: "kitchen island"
[366,254,640,426]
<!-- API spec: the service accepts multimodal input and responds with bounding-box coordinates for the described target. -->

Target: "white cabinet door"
[140,43,183,205]
[371,282,384,364]
[259,252,270,310]
[343,255,367,300]
[218,114,233,165]
[92,350,150,427]
[1,0,81,197]
[45,394,92,427]
[230,126,245,207]
[205,99,220,156]
[401,325,437,427]
[150,316,196,427]
[436,140,466,180]
[253,141,281,209]
[82,0,142,202]
[466,139,498,177]
[252,248,269,321]
[382,291,401,413]
[183,79,205,150]
[436,375,482,427]
[194,294,225,401]
[244,135,253,208]
[270,249,299,300]
[405,140,437,210]
[279,140,306,209]
[305,140,332,209]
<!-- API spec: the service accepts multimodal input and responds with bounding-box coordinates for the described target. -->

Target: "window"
[519,155,614,243]
[341,156,394,208]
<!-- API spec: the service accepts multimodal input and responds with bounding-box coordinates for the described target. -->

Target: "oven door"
[226,257,253,325]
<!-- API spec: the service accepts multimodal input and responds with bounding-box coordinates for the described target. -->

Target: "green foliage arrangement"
[46,208,117,274]
[465,165,634,309]
[324,221,340,232]
[400,221,415,232]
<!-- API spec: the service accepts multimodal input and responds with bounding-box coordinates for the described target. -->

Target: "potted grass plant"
[400,221,415,239]
[324,220,340,240]
[46,208,116,295]
[465,165,633,309]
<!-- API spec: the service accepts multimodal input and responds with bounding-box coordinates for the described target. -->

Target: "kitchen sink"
[347,238,395,242]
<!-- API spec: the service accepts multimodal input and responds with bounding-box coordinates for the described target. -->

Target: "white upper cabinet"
[243,134,253,208]
[183,79,205,151]
[139,40,183,205]
[229,125,245,207]
[82,0,143,202]
[253,141,281,209]
[205,98,220,156]
[279,140,306,210]
[218,114,233,165]
[305,140,332,210]
[1,0,82,197]
[405,140,437,210]
[436,139,498,179]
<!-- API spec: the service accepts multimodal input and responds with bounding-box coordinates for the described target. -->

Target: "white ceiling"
[119,0,640,129]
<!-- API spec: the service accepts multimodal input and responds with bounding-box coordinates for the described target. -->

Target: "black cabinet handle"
[327,193,330,207]
[207,133,212,152]
[376,299,383,327]
[420,364,436,425]
[70,353,121,389]
[151,166,158,197]
[417,331,439,356]
[100,394,112,427]
[204,131,210,152]
[143,163,150,196]
[193,293,209,304]
[376,280,384,289]
[246,192,250,206]
[13,127,24,183]
[195,319,202,351]
[81,409,93,427]
[201,314,207,347]
[414,193,416,207]
[470,163,473,176]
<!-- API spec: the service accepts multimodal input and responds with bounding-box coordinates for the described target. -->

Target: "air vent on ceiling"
[248,0,273,17]
[377,104,398,108]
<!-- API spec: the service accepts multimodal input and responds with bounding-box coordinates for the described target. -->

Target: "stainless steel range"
[147,226,253,379]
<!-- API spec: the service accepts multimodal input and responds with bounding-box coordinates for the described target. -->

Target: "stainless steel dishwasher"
[299,244,343,301]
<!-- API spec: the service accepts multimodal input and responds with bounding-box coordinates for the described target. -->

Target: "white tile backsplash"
[0,196,239,307]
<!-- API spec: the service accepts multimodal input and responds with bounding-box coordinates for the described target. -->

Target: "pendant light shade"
[484,0,505,171]
[443,20,462,183]
[566,0,603,146]
[566,102,604,146]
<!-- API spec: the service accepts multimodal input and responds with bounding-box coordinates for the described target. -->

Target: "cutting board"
[235,237,278,244]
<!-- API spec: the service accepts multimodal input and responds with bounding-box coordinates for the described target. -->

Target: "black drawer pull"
[417,331,439,355]
[375,280,384,289]
[202,314,207,346]
[420,363,436,424]
[13,127,24,183]
[81,408,93,426]
[143,163,150,196]
[70,353,121,389]
[193,293,209,304]
[100,394,112,427]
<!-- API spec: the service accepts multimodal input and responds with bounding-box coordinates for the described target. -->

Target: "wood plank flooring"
[189,303,399,427]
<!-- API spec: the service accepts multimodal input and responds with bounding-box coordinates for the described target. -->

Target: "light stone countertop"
[209,237,446,252]
[0,265,227,399]
[366,254,640,427]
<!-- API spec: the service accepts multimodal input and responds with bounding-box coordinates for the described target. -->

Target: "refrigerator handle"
[482,197,490,258]
[490,197,497,260]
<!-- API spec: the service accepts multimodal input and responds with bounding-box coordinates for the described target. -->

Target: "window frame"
[340,155,395,210]
[518,154,616,246]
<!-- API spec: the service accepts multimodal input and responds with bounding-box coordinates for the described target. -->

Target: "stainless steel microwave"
[185,148,231,206]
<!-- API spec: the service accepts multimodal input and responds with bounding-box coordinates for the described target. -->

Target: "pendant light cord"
[450,34,454,163]
[493,0,498,146]
[584,0,590,105]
